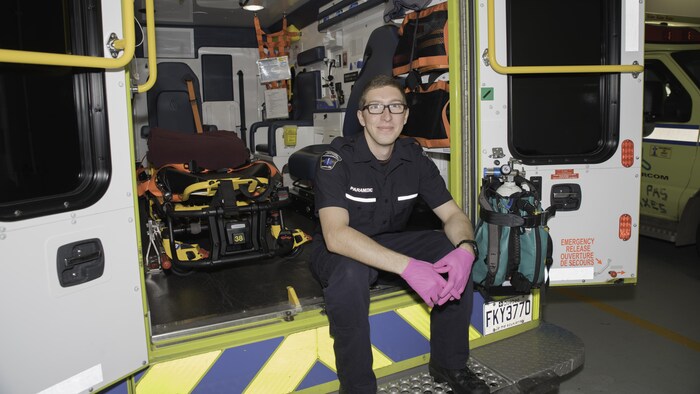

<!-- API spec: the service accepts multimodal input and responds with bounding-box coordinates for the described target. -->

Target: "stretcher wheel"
[169,264,195,276]
[284,244,304,260]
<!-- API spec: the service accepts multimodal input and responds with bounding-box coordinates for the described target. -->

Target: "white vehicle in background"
[641,22,700,254]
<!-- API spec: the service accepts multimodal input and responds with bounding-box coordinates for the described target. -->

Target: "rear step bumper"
[376,322,584,393]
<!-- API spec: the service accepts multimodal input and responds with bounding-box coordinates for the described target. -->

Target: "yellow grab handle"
[486,0,643,75]
[0,0,135,69]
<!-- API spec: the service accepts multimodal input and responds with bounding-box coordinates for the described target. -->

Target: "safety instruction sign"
[551,169,579,180]
[559,237,595,267]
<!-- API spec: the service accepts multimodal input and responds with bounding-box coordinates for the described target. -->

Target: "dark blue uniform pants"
[311,230,474,394]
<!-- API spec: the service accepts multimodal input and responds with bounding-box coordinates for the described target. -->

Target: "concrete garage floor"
[545,236,700,394]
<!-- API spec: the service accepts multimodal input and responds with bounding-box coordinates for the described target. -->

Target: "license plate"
[483,294,533,335]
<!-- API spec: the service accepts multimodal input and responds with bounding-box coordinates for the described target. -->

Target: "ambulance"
[0,0,647,392]
[640,19,700,254]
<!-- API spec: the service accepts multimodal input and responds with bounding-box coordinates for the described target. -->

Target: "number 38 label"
[233,233,245,244]
[483,294,533,335]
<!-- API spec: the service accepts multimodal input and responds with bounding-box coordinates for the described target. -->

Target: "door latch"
[56,239,105,287]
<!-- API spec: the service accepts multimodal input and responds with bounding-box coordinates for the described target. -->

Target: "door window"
[506,0,621,164]
[0,1,109,221]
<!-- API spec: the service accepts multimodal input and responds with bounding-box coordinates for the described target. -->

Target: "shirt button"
[384,199,388,203]
[382,220,387,224]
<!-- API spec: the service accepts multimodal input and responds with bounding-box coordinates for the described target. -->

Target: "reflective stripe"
[245,326,391,393]
[246,330,320,393]
[136,351,221,394]
[397,193,418,201]
[469,325,484,340]
[345,193,376,203]
[396,305,430,339]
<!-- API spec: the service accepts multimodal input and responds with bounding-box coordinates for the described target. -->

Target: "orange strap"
[254,15,296,90]
[185,79,204,134]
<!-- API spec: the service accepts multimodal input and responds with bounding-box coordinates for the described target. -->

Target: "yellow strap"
[185,79,204,134]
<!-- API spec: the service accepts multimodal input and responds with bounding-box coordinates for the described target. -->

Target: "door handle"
[56,239,105,287]
[64,250,102,267]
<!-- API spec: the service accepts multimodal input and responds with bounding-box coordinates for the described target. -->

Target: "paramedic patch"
[320,151,342,170]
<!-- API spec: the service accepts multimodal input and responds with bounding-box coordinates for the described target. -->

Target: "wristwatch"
[455,239,478,258]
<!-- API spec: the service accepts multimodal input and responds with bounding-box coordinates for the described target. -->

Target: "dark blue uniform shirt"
[314,133,452,238]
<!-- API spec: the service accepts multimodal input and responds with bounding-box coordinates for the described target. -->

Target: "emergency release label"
[559,237,595,267]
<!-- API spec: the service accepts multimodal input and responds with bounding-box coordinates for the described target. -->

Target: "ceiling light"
[240,0,264,11]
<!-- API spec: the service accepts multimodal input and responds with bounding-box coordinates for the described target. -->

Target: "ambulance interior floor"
[144,201,440,340]
[145,209,325,339]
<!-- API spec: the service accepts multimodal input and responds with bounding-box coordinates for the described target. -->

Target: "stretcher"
[139,162,311,275]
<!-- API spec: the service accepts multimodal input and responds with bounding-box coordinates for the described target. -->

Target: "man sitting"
[311,74,489,394]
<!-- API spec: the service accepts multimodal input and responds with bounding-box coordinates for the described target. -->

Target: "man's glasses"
[362,103,408,115]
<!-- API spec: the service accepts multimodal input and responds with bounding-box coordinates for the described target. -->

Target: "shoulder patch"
[320,151,342,170]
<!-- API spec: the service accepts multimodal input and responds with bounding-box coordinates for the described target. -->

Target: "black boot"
[429,361,490,394]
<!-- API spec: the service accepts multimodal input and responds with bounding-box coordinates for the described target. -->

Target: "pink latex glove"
[434,247,475,302]
[400,258,448,308]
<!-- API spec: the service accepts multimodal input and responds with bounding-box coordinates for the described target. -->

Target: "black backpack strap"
[544,230,554,287]
[480,208,526,227]
[486,222,500,286]
[506,227,522,284]
[478,188,526,227]
[478,182,501,287]
[508,228,532,293]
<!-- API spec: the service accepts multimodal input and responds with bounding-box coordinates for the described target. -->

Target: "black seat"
[141,62,216,137]
[287,25,400,183]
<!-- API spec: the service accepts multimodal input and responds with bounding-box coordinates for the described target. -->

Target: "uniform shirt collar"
[353,133,416,164]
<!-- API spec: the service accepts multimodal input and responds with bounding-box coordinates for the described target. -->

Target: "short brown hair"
[358,74,406,108]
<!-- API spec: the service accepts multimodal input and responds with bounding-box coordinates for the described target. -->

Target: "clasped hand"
[400,248,475,307]
[433,247,475,302]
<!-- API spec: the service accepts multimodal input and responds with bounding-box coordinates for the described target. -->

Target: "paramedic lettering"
[311,75,489,394]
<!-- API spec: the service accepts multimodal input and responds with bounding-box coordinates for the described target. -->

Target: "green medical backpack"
[472,176,556,293]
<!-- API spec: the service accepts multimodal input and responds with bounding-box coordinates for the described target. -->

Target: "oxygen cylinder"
[496,179,521,197]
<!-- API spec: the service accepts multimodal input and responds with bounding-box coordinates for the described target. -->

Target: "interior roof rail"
[485,0,644,75]
[0,0,135,70]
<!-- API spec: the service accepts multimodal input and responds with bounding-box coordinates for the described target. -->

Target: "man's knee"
[325,257,377,292]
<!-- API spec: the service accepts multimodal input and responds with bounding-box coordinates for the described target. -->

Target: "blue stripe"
[101,380,128,394]
[369,311,430,361]
[644,138,700,147]
[653,123,700,130]
[471,291,486,334]
[133,369,147,384]
[192,336,284,394]
[297,361,338,390]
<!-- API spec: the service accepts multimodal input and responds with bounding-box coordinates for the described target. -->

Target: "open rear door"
[0,1,148,393]
[478,0,644,286]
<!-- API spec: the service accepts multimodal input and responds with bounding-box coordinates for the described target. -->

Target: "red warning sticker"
[551,169,579,180]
